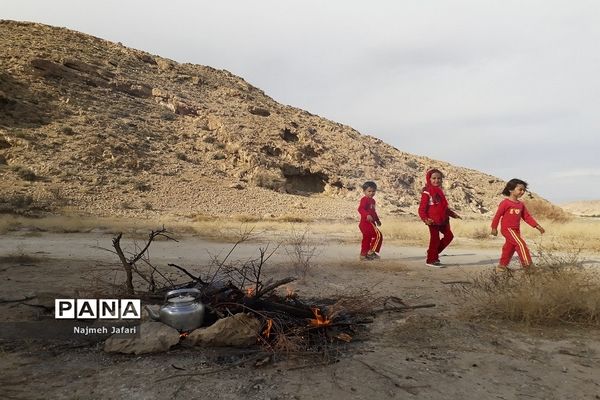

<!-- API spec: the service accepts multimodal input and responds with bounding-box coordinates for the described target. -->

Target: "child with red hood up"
[418,169,461,268]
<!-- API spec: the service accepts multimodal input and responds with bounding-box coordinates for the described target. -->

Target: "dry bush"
[10,165,37,181]
[0,193,34,211]
[277,215,310,223]
[532,238,582,268]
[523,198,571,222]
[235,214,262,223]
[250,168,285,191]
[285,226,319,279]
[457,245,600,326]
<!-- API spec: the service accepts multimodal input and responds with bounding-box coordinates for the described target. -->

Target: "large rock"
[104,321,180,354]
[185,313,260,347]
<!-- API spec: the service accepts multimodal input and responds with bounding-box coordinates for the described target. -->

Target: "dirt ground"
[1,230,600,400]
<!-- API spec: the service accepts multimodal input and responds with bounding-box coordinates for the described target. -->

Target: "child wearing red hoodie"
[491,178,545,272]
[418,169,461,268]
[358,181,382,260]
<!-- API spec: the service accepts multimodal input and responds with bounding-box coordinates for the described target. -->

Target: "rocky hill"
[0,21,543,221]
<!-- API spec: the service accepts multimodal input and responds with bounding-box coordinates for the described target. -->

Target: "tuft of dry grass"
[457,246,600,326]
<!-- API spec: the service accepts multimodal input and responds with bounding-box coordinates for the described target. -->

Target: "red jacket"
[358,196,380,224]
[491,199,538,231]
[418,190,457,225]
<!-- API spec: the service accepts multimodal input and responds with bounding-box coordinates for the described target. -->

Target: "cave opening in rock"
[283,171,327,194]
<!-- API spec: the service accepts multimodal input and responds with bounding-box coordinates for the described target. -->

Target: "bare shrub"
[0,193,34,210]
[523,198,571,222]
[11,165,37,181]
[277,215,309,223]
[60,126,76,135]
[251,168,285,191]
[532,238,582,268]
[235,214,262,223]
[457,244,600,326]
[134,181,151,192]
[285,226,319,279]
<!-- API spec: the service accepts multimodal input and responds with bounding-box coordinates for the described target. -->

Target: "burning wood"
[110,230,435,360]
[262,319,273,338]
[309,307,331,327]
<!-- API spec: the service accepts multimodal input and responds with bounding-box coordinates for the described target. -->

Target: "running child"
[358,181,383,260]
[418,169,461,268]
[491,178,545,272]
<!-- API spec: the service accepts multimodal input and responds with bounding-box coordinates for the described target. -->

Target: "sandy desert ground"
[1,228,600,400]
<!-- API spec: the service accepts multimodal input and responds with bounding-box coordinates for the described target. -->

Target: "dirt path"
[1,232,599,399]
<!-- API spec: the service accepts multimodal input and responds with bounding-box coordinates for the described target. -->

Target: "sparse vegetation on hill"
[1,20,553,220]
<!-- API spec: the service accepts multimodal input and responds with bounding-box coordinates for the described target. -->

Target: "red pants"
[499,228,532,267]
[359,222,383,256]
[426,224,453,263]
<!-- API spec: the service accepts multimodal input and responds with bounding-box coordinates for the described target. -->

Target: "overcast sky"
[4,0,600,203]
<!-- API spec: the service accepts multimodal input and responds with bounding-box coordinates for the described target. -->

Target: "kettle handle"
[165,288,201,300]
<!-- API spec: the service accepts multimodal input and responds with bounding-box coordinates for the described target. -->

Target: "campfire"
[108,228,435,361]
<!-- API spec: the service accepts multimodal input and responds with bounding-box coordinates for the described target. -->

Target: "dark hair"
[361,181,377,191]
[502,178,528,196]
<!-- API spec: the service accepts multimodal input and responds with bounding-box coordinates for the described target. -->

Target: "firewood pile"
[110,228,434,358]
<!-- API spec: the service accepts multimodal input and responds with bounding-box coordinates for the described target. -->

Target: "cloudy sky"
[5,0,600,203]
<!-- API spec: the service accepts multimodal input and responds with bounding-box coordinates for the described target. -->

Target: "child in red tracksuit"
[358,181,382,260]
[491,178,545,272]
[418,169,461,268]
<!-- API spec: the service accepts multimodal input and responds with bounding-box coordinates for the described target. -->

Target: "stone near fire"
[103,321,180,354]
[184,313,261,347]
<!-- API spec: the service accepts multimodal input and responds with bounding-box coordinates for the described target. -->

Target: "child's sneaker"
[495,265,508,273]
[425,261,445,268]
[359,255,370,261]
[367,252,380,260]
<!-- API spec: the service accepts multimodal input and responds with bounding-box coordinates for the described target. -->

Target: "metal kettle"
[145,288,204,331]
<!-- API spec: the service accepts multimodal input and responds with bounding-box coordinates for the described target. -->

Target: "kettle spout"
[145,305,160,321]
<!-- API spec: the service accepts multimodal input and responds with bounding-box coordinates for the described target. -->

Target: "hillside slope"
[561,200,600,217]
[1,21,537,220]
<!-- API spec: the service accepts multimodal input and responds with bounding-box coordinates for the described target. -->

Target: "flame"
[285,286,295,299]
[179,331,189,338]
[262,319,273,338]
[246,287,255,297]
[309,307,331,327]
